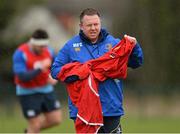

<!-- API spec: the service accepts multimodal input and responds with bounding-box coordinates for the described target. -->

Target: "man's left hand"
[124,34,137,45]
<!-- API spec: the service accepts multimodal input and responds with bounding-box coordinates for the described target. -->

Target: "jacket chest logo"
[73,42,82,51]
[105,43,113,51]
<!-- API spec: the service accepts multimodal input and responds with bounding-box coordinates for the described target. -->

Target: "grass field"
[1,104,180,133]
[121,116,180,133]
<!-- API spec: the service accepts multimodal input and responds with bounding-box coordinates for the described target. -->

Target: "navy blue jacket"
[51,29,143,118]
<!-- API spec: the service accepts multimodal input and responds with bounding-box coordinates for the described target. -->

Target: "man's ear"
[79,23,83,30]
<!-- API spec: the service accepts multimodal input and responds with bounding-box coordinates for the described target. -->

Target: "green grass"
[0,103,75,133]
[121,115,180,133]
[0,105,180,133]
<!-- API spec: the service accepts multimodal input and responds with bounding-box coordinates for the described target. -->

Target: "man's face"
[80,15,101,43]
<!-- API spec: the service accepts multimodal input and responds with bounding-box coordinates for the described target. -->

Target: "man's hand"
[33,58,52,72]
[48,74,58,85]
[41,58,51,69]
[124,34,137,45]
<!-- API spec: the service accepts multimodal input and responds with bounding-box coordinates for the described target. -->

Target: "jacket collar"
[79,28,109,45]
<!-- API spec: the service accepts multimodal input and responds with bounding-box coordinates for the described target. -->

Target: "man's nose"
[91,24,95,30]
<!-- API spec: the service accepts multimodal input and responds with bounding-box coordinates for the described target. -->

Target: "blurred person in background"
[12,29,62,133]
[51,8,143,133]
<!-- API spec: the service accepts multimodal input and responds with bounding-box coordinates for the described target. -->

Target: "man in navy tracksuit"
[51,8,143,133]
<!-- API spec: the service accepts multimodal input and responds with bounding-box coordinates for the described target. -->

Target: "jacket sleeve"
[128,43,144,69]
[51,43,70,79]
[13,50,27,74]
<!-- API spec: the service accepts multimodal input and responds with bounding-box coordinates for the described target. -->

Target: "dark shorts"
[18,91,61,119]
[98,116,122,133]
